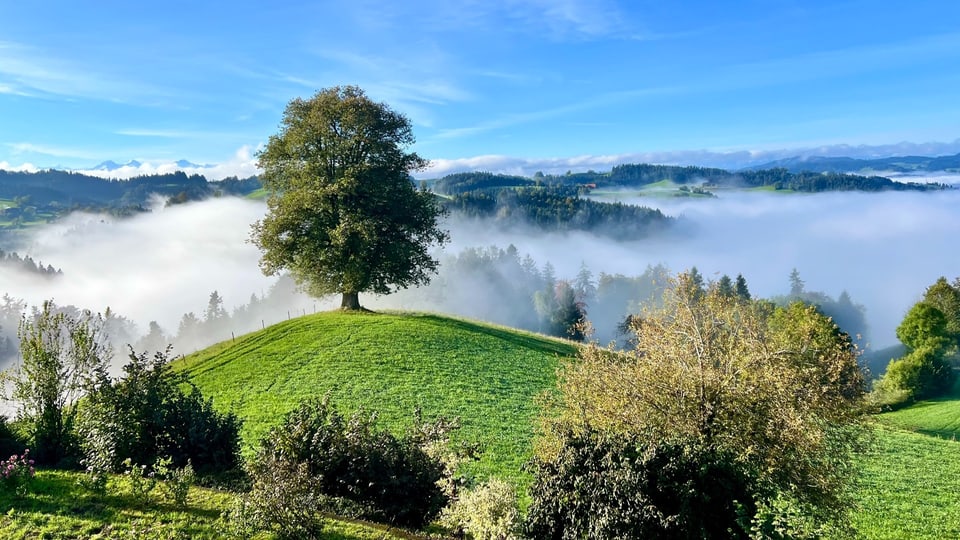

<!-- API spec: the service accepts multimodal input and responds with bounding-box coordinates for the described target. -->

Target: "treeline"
[431,164,949,193]
[748,151,960,174]
[0,277,316,367]
[443,186,672,240]
[0,170,262,221]
[391,246,870,348]
[0,249,61,278]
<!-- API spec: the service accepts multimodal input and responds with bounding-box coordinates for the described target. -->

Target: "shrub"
[81,347,242,476]
[11,301,110,466]
[0,416,26,459]
[0,449,35,496]
[441,477,521,540]
[228,453,327,540]
[524,430,759,540]
[156,457,195,507]
[251,397,448,528]
[880,345,956,402]
[124,457,158,505]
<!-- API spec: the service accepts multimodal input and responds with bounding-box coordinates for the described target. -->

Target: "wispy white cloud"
[115,128,251,140]
[0,40,165,103]
[431,85,676,140]
[499,0,628,39]
[6,142,104,161]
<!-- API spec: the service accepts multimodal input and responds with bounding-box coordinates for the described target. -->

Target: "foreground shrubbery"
[79,346,242,476]
[525,432,755,539]
[235,397,455,537]
[526,273,867,538]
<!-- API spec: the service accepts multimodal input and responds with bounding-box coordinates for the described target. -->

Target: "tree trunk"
[340,291,362,310]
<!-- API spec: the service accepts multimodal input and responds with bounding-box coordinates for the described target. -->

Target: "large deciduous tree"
[252,86,448,310]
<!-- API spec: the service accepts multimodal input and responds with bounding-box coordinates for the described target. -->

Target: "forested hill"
[748,152,960,175]
[0,169,260,215]
[442,185,672,240]
[431,164,949,194]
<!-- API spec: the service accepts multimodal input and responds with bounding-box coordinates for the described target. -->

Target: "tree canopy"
[251,86,448,309]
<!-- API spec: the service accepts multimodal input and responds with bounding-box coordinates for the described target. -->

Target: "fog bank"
[2,186,957,358]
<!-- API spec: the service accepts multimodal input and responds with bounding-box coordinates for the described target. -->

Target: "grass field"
[877,381,960,440]
[0,470,423,539]
[847,380,960,538]
[177,311,577,483]
[851,425,960,538]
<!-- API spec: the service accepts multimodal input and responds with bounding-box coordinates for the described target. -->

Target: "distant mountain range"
[91,159,210,171]
[748,152,960,174]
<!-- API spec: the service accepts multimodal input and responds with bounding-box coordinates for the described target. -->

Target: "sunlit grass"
[177,311,577,484]
[0,469,420,539]
[877,380,960,439]
[849,425,960,539]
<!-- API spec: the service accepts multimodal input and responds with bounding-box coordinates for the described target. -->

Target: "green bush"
[880,345,956,403]
[251,397,448,528]
[81,347,241,476]
[156,457,195,507]
[524,430,759,540]
[124,457,159,505]
[226,453,327,540]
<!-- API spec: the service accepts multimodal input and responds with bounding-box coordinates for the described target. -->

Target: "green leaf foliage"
[81,347,241,476]
[897,302,951,352]
[525,431,756,539]
[252,86,448,308]
[250,397,447,529]
[880,345,956,402]
[536,273,867,536]
[10,301,111,466]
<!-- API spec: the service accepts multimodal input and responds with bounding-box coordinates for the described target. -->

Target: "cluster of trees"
[874,277,960,405]
[1,301,241,477]
[746,152,960,174]
[0,250,61,278]
[430,163,947,196]
[444,185,672,240]
[432,171,535,195]
[772,268,869,346]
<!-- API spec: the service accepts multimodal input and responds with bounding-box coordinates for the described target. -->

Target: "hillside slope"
[852,382,960,538]
[175,311,578,482]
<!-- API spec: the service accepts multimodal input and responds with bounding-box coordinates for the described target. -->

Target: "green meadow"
[7,311,960,538]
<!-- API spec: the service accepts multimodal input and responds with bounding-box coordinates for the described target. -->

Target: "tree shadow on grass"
[2,470,225,526]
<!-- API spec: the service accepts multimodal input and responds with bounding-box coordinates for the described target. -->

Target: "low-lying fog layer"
[2,183,958,360]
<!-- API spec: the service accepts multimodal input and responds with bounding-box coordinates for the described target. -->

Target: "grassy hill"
[175,311,960,538]
[176,311,578,483]
[851,382,960,538]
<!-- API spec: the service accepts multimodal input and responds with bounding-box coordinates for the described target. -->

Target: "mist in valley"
[1,180,958,369]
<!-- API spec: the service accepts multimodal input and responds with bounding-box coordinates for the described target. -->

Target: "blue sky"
[1,0,959,178]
